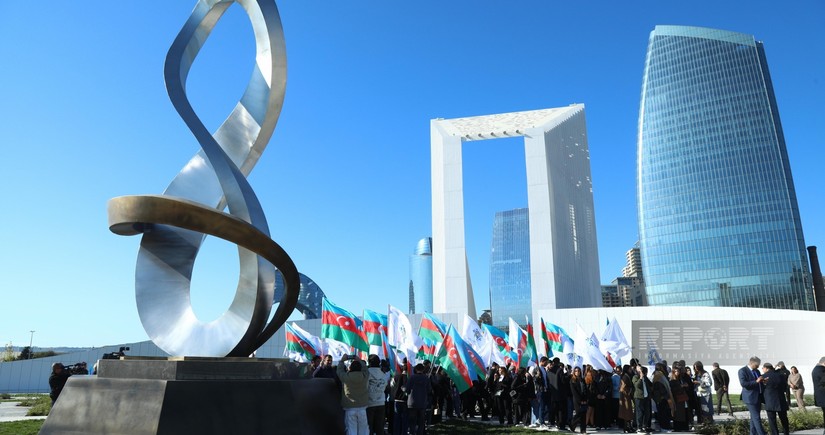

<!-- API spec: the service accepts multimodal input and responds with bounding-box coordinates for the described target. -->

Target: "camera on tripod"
[101,346,130,360]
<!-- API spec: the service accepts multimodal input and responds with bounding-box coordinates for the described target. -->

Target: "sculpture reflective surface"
[107,0,297,357]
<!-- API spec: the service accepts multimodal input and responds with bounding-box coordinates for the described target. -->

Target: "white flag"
[388,305,420,353]
[323,338,350,361]
[461,314,493,367]
[574,324,613,372]
[599,317,631,359]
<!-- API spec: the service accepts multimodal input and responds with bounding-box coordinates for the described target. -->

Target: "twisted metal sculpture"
[107,0,298,357]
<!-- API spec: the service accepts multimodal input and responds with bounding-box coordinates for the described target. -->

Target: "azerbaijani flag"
[465,342,487,380]
[544,321,570,353]
[417,338,439,361]
[380,328,402,375]
[482,323,510,354]
[284,323,319,362]
[419,312,447,343]
[509,318,529,369]
[363,309,387,347]
[540,318,551,356]
[436,324,475,393]
[524,316,538,367]
[321,298,369,352]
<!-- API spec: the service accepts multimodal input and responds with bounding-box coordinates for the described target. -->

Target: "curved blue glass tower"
[410,237,434,314]
[637,25,813,310]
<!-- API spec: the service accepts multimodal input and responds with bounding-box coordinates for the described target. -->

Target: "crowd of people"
[308,353,825,435]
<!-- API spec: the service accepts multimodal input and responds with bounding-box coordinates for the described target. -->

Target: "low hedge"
[697,409,823,435]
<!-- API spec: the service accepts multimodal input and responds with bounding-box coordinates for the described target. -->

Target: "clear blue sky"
[1,1,823,348]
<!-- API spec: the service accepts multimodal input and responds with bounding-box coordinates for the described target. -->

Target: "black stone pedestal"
[39,357,344,434]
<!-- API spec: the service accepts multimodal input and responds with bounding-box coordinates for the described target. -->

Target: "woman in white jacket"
[693,361,714,424]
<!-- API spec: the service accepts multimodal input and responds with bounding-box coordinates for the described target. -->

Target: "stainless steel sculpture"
[107,0,298,357]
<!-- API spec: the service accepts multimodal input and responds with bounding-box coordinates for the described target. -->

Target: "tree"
[17,346,31,360]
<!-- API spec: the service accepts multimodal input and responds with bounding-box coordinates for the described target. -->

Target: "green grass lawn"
[0,420,43,435]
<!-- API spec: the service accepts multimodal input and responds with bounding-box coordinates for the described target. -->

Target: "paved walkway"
[0,401,46,423]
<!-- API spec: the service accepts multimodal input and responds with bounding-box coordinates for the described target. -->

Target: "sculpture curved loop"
[107,0,297,357]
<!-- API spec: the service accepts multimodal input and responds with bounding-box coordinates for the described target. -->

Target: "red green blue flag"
[524,317,538,367]
[321,298,369,352]
[482,323,510,353]
[284,323,319,362]
[417,338,439,361]
[544,321,570,353]
[465,342,487,380]
[418,312,447,343]
[540,318,551,356]
[363,309,388,347]
[380,328,402,375]
[436,324,475,393]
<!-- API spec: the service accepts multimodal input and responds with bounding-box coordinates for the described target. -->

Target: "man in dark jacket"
[775,362,792,407]
[632,365,654,433]
[48,363,71,406]
[812,356,825,435]
[712,362,733,416]
[406,364,433,435]
[762,363,789,435]
[739,356,766,435]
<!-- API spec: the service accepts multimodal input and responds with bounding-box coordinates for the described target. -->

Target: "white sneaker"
[530,423,540,428]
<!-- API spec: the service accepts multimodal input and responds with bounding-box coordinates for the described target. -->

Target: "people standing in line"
[48,363,71,407]
[652,363,673,431]
[812,356,825,434]
[787,366,805,410]
[739,356,767,435]
[390,360,409,435]
[570,366,589,434]
[632,365,653,434]
[693,361,714,424]
[337,355,370,435]
[406,363,433,435]
[366,355,390,435]
[762,362,789,435]
[669,367,689,432]
[712,362,734,416]
[618,365,635,433]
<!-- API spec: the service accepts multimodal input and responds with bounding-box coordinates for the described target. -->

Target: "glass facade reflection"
[637,25,813,310]
[274,272,326,319]
[409,237,433,314]
[490,208,531,328]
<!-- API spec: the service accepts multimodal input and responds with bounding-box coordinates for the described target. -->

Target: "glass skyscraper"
[409,237,433,314]
[489,208,531,328]
[637,25,813,310]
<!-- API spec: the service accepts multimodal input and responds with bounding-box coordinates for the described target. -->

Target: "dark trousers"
[408,407,426,435]
[541,391,551,424]
[634,398,651,431]
[495,395,513,424]
[656,400,672,430]
[518,400,532,425]
[745,403,766,435]
[716,389,733,414]
[571,403,587,433]
[766,410,789,435]
[367,405,385,435]
[392,401,408,435]
[553,399,568,428]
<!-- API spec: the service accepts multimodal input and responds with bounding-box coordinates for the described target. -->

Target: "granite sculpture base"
[39,357,344,435]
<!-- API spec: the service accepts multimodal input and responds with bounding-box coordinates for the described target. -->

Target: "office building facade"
[637,25,814,310]
[489,208,531,328]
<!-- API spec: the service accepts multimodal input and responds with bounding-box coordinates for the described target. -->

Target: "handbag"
[675,390,688,403]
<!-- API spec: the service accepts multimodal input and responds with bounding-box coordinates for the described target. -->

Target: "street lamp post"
[29,330,35,359]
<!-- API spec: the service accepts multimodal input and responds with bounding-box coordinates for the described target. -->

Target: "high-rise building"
[409,237,433,314]
[602,244,647,308]
[489,208,531,328]
[431,105,601,321]
[637,25,814,310]
[622,246,643,279]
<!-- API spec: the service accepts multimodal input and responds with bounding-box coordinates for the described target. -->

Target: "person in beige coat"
[338,354,370,435]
